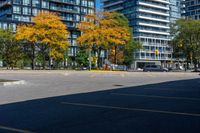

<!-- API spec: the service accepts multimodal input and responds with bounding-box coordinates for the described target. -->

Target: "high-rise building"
[104,0,181,69]
[183,0,200,20]
[170,0,182,23]
[0,0,95,57]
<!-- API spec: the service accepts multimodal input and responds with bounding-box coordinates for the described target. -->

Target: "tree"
[77,11,139,68]
[16,11,69,69]
[16,24,37,69]
[171,19,200,71]
[0,29,22,69]
[105,12,141,65]
[75,47,89,67]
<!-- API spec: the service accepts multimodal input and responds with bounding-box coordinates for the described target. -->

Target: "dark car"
[143,65,168,72]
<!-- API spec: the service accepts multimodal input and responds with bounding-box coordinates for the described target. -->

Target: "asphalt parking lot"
[0,71,199,133]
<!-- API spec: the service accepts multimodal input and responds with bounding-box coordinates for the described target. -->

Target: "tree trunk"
[114,46,117,64]
[48,51,51,70]
[97,47,101,68]
[88,47,91,71]
[194,59,198,72]
[64,50,67,69]
[42,46,46,70]
[31,45,35,70]
[42,52,45,70]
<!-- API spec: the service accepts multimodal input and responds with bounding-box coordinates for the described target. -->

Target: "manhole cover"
[113,84,124,87]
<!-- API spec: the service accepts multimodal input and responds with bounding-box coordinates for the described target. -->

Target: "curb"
[0,80,26,86]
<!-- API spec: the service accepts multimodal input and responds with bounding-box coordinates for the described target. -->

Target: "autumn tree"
[16,11,69,69]
[16,24,37,69]
[171,19,200,71]
[77,11,139,69]
[0,29,22,69]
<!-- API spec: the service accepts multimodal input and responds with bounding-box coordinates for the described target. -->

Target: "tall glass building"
[104,0,181,69]
[170,0,182,23]
[0,0,95,57]
[183,0,200,20]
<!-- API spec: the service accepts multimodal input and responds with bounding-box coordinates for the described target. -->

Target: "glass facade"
[183,0,200,20]
[104,0,181,68]
[0,0,95,57]
[170,0,182,23]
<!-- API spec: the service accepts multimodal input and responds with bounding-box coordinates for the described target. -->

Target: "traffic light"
[178,40,183,48]
[190,52,193,60]
[155,49,159,56]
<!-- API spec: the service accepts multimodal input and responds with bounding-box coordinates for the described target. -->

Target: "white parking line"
[0,125,35,133]
[61,102,200,117]
[111,93,200,101]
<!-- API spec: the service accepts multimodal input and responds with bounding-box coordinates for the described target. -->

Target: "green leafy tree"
[77,11,141,69]
[107,12,141,65]
[0,29,22,69]
[75,47,89,68]
[171,19,200,71]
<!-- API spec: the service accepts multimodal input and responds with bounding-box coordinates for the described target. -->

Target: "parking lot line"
[61,102,200,117]
[111,93,200,101]
[0,125,35,133]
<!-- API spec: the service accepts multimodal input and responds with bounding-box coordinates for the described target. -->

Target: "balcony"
[50,7,79,14]
[138,1,169,10]
[104,0,123,8]
[138,29,170,36]
[137,15,170,23]
[150,0,170,4]
[138,8,169,17]
[50,0,77,5]
[138,22,170,29]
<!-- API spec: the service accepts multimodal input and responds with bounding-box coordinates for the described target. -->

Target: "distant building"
[103,0,182,69]
[182,0,200,20]
[170,0,182,23]
[0,0,95,57]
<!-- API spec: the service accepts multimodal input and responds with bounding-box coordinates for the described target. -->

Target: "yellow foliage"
[109,46,124,64]
[77,12,131,48]
[16,11,69,60]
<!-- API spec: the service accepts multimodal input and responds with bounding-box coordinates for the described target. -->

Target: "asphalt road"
[0,71,199,133]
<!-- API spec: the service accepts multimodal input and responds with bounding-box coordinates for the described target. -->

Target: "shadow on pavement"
[0,78,200,133]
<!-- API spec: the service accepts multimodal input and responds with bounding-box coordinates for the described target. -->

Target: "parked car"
[143,65,168,72]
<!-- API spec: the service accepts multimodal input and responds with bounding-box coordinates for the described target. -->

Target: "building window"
[32,0,40,7]
[22,16,30,22]
[81,7,87,14]
[81,0,87,6]
[76,0,80,5]
[32,8,39,16]
[13,15,21,21]
[22,0,30,6]
[13,6,21,14]
[23,7,31,15]
[42,0,49,9]
[13,0,21,4]
[88,1,94,8]
[88,9,94,14]
[1,23,8,29]
[75,14,80,21]
[9,23,16,32]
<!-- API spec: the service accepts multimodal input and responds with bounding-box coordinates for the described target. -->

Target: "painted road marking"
[111,93,200,101]
[61,102,200,117]
[0,125,35,133]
